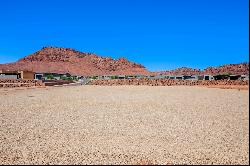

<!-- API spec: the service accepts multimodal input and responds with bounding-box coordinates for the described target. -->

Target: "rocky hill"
[157,62,249,76]
[0,47,151,76]
[0,46,248,76]
[202,63,249,76]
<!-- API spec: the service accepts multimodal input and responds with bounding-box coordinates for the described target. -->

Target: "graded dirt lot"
[0,86,249,165]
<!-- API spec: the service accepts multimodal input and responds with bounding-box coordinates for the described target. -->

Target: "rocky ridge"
[157,63,249,76]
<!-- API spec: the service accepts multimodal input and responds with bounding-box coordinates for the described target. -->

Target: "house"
[198,75,204,80]
[146,75,156,79]
[77,76,84,80]
[169,76,175,79]
[35,73,44,80]
[213,75,229,80]
[135,75,146,79]
[154,75,166,79]
[183,75,198,80]
[0,70,19,79]
[203,75,214,80]
[118,75,126,79]
[175,75,184,80]
[96,75,113,80]
[97,76,103,80]
[228,75,241,80]
[164,75,170,79]
[0,70,35,79]
[240,75,249,80]
[103,75,111,80]
[197,75,214,80]
[126,75,136,79]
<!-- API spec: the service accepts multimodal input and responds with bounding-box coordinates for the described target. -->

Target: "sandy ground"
[0,86,249,165]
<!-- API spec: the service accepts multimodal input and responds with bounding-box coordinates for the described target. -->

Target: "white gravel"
[0,86,249,165]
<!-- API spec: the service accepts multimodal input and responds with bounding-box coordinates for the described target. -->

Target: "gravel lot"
[0,86,249,165]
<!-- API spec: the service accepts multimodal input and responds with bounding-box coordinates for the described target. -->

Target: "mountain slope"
[0,47,151,76]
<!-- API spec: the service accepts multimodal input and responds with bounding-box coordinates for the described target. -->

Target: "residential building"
[0,70,35,79]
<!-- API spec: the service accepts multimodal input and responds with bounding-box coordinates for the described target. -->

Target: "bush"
[72,76,78,81]
[61,76,68,80]
[46,74,54,80]
[111,76,118,79]
[61,76,77,81]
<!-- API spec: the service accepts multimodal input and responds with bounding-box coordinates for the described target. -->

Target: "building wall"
[0,74,18,79]
[0,70,21,79]
[22,71,35,79]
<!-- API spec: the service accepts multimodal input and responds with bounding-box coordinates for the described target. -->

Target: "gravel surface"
[0,86,249,165]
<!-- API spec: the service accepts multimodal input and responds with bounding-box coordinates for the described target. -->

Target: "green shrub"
[61,76,68,80]
[111,76,119,79]
[61,76,76,80]
[72,76,78,81]
[47,74,54,80]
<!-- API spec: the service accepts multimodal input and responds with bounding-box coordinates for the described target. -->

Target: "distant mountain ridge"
[0,46,248,76]
[156,62,249,76]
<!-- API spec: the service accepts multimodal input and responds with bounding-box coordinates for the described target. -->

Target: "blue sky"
[0,0,249,71]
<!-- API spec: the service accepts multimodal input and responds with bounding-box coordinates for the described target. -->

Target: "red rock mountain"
[157,62,249,76]
[202,63,249,75]
[0,47,151,76]
[0,46,248,76]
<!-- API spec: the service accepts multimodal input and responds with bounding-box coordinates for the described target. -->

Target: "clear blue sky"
[0,0,249,71]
